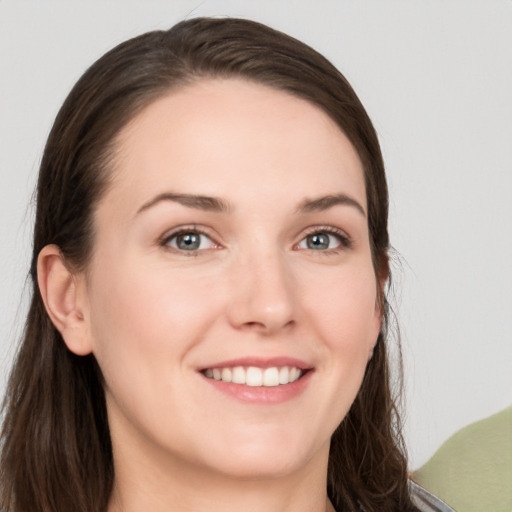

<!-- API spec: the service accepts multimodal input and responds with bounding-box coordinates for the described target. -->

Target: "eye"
[297,229,350,251]
[164,230,216,252]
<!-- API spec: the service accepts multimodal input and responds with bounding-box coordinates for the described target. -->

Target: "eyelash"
[159,225,219,256]
[297,226,353,253]
[158,225,353,255]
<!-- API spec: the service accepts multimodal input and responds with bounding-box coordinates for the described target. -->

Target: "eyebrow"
[136,193,231,215]
[297,194,366,217]
[136,191,365,217]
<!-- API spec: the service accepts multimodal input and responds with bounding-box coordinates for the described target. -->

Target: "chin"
[199,433,328,481]
[210,453,307,481]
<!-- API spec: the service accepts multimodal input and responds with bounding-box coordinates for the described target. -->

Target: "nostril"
[238,318,295,335]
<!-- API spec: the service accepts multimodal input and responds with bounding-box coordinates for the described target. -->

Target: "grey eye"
[306,233,330,250]
[298,232,342,251]
[167,232,213,251]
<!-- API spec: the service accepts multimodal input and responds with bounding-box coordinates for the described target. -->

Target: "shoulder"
[412,407,512,511]
[409,480,455,512]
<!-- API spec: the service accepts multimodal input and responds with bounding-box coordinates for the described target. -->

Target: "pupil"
[178,233,200,250]
[308,233,329,250]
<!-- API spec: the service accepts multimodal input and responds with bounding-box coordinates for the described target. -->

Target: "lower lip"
[201,371,313,404]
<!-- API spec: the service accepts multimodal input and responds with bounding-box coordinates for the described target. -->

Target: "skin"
[39,79,382,512]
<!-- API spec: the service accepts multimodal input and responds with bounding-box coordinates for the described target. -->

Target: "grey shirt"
[409,480,455,512]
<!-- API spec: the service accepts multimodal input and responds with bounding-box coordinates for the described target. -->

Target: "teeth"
[289,367,300,382]
[263,367,279,387]
[221,367,232,383]
[246,367,263,386]
[232,366,245,384]
[204,365,304,386]
[278,366,289,384]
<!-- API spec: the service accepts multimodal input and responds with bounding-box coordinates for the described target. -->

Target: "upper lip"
[199,356,313,371]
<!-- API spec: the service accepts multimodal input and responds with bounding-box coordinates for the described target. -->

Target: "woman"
[0,17,453,512]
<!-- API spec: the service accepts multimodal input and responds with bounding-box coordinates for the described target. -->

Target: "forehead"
[108,78,366,213]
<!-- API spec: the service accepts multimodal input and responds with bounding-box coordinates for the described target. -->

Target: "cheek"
[304,266,379,349]
[85,256,221,374]
[294,266,379,436]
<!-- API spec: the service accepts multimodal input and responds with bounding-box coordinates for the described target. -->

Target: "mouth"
[202,365,306,387]
[198,357,314,403]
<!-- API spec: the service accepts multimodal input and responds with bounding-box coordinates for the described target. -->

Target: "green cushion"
[413,406,512,512]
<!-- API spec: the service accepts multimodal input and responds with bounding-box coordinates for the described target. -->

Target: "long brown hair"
[1,17,413,512]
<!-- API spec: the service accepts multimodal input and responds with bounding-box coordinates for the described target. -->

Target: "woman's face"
[78,79,382,480]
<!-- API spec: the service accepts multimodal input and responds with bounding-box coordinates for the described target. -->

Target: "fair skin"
[38,79,382,512]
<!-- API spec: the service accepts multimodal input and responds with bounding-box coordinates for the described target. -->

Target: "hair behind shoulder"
[1,17,414,512]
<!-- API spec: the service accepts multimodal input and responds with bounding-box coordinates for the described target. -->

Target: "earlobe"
[370,255,389,360]
[37,244,93,356]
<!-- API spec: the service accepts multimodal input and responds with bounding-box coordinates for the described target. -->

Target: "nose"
[226,248,296,335]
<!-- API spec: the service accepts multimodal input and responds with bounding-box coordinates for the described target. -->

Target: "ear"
[37,244,93,356]
[369,255,389,360]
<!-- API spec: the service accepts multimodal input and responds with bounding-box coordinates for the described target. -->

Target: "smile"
[203,366,303,387]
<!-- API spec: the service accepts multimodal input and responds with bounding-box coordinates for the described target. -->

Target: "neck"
[110,478,335,512]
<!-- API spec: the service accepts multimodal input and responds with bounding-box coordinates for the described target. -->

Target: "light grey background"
[1,0,511,470]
